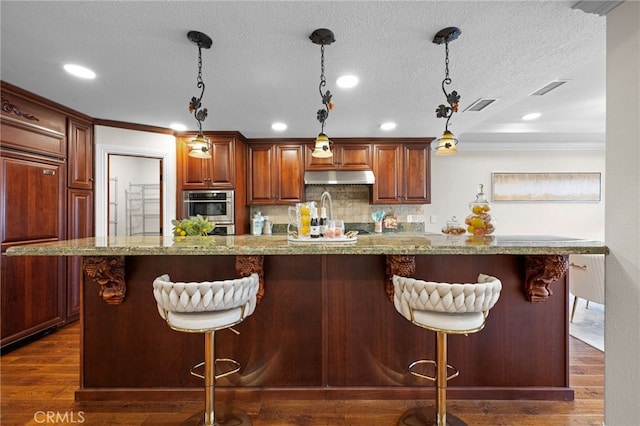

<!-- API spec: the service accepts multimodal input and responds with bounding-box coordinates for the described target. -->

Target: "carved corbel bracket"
[385,255,416,302]
[235,255,265,303]
[524,255,568,303]
[83,256,126,305]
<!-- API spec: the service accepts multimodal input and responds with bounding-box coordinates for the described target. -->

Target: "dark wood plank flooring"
[1,322,604,425]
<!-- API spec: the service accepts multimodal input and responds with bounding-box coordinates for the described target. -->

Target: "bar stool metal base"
[397,407,467,426]
[183,410,252,426]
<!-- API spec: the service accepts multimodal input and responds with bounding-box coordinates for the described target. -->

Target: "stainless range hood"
[304,170,376,185]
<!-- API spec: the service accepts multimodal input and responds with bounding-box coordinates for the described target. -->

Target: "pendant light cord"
[190,42,208,135]
[317,43,332,134]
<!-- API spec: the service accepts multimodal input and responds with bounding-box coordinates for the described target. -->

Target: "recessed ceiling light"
[336,75,359,89]
[380,122,396,131]
[63,64,96,79]
[522,112,541,121]
[170,123,187,131]
[271,122,287,131]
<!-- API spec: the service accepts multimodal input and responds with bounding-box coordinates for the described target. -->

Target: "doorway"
[108,155,163,236]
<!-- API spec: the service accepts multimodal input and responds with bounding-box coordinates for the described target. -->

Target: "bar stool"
[153,273,259,426]
[392,274,502,426]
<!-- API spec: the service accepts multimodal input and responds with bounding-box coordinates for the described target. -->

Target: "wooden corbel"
[83,256,126,305]
[385,255,416,302]
[524,255,569,303]
[235,255,265,303]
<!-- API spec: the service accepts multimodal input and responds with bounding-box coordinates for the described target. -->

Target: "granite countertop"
[5,233,608,256]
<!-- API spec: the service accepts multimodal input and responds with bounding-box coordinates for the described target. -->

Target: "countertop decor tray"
[288,235,357,243]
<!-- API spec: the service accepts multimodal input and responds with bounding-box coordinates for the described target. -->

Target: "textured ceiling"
[0,1,606,148]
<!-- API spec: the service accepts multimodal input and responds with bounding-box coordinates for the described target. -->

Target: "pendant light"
[186,30,212,159]
[310,28,335,158]
[433,27,462,156]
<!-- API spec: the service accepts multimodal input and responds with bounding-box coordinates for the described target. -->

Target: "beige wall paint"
[605,1,640,424]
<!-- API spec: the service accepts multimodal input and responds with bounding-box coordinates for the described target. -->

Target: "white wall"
[94,125,176,237]
[424,148,605,240]
[605,2,640,424]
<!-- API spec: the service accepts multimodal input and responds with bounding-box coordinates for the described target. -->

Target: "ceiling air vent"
[530,80,568,96]
[463,98,497,112]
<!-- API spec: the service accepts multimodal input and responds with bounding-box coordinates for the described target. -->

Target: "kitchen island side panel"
[326,255,568,389]
[81,255,324,389]
[79,254,570,400]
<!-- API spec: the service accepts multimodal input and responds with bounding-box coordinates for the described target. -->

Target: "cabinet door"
[177,136,210,189]
[68,118,93,189]
[247,144,276,204]
[1,253,66,347]
[275,144,304,204]
[305,143,372,170]
[372,144,402,204]
[67,189,93,321]
[208,137,235,189]
[402,144,431,203]
[337,144,372,170]
[1,153,66,243]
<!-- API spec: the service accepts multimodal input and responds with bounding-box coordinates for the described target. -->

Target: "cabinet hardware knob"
[43,169,55,175]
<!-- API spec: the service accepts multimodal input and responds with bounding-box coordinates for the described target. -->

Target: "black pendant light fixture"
[433,27,462,156]
[310,28,335,158]
[186,30,213,159]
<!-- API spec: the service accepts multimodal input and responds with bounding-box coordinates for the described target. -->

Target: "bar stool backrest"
[393,274,502,322]
[153,273,259,321]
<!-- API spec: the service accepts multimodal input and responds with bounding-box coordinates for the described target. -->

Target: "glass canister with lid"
[465,184,496,236]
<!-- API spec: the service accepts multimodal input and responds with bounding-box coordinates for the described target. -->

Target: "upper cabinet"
[177,133,237,190]
[372,141,431,204]
[1,91,66,159]
[247,142,304,205]
[305,142,372,171]
[68,118,93,189]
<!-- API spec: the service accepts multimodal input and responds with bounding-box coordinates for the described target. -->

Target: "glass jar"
[442,216,466,235]
[465,184,496,236]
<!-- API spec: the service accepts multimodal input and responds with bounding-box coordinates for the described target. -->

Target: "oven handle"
[184,199,233,203]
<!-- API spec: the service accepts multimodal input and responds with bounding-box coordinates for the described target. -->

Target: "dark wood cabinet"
[177,134,235,190]
[67,189,93,321]
[0,151,67,347]
[175,132,249,234]
[68,118,93,189]
[372,142,431,204]
[0,91,66,159]
[247,143,304,205]
[305,142,372,170]
[1,82,94,348]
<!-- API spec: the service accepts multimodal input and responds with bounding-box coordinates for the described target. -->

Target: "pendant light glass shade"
[187,133,212,159]
[311,133,332,158]
[434,130,458,156]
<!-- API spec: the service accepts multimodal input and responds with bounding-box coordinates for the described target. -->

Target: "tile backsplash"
[250,185,425,227]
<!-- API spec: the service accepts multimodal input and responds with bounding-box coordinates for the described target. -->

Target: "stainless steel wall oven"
[182,190,234,234]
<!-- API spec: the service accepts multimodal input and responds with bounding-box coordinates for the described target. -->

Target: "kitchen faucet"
[320,191,333,221]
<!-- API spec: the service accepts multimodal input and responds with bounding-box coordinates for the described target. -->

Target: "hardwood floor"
[1,322,604,425]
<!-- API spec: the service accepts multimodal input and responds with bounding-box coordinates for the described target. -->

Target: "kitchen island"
[6,234,607,402]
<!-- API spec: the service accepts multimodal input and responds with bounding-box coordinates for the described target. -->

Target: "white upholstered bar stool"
[153,273,259,426]
[392,274,502,426]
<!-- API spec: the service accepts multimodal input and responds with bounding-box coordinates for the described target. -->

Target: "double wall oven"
[182,190,235,235]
